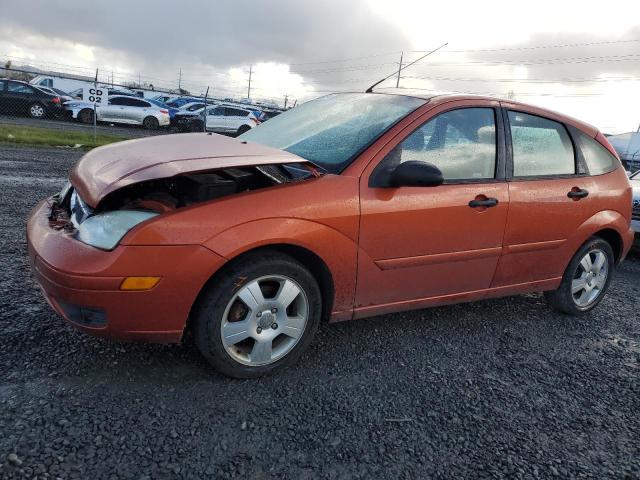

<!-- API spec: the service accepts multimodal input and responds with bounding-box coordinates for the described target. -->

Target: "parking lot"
[0,144,639,479]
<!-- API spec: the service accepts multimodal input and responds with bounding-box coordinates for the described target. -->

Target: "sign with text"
[82,86,107,105]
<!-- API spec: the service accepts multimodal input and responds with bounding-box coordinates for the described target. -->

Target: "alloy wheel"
[571,249,609,308]
[30,104,44,118]
[220,275,309,366]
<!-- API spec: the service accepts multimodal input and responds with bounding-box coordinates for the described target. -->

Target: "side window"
[7,82,34,94]
[508,111,575,177]
[0,80,5,91]
[120,97,147,107]
[211,107,225,116]
[378,107,497,182]
[573,130,620,176]
[109,97,126,106]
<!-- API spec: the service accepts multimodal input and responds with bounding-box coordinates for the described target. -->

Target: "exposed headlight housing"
[76,210,158,250]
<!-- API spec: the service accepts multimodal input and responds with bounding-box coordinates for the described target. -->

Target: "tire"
[236,124,251,136]
[143,116,159,130]
[544,236,615,315]
[193,251,322,378]
[28,103,46,119]
[189,120,204,132]
[79,108,94,124]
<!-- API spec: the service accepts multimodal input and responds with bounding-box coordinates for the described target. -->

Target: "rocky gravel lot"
[1,144,639,479]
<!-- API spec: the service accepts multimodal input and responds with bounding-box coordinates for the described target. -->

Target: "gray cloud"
[0,0,409,90]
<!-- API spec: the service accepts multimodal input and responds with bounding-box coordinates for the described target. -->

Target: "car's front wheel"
[193,251,322,378]
[29,103,46,119]
[544,237,614,315]
[79,108,94,124]
[236,124,251,136]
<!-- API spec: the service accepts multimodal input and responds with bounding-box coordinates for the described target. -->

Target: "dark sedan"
[0,79,65,118]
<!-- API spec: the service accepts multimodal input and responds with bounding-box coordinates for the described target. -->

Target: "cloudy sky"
[1,0,640,132]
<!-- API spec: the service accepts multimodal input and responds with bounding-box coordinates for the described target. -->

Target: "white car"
[205,105,260,135]
[173,104,260,135]
[65,95,170,129]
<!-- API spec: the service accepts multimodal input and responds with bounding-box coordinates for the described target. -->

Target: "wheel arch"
[572,209,633,267]
[185,242,336,337]
[592,228,623,263]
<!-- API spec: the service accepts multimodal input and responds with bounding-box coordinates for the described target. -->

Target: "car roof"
[110,95,149,101]
[362,90,599,137]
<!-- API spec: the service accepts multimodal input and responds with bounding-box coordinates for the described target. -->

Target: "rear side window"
[382,107,497,181]
[0,80,5,91]
[508,111,575,177]
[573,130,619,175]
[7,82,34,94]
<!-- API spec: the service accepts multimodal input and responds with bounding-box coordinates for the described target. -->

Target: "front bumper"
[27,199,226,343]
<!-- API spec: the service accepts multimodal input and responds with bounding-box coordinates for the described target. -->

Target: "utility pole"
[396,51,403,88]
[284,94,288,109]
[247,64,252,99]
[178,68,182,92]
[203,86,209,133]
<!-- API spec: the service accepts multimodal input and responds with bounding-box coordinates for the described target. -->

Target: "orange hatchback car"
[28,93,634,377]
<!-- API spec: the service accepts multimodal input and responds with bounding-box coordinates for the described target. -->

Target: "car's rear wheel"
[193,251,322,378]
[544,237,614,315]
[29,103,45,119]
[143,116,159,130]
[79,108,94,124]
[236,124,251,136]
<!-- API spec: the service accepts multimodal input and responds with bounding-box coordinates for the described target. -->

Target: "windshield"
[148,99,169,108]
[238,93,426,173]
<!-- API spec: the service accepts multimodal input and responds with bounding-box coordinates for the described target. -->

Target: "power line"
[401,74,640,84]
[430,38,640,53]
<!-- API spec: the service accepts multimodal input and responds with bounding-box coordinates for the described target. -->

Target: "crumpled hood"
[70,132,306,208]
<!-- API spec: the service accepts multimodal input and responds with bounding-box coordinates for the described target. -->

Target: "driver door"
[355,101,509,314]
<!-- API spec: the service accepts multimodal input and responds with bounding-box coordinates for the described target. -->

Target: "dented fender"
[204,218,358,318]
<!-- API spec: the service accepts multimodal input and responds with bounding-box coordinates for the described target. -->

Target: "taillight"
[250,117,260,125]
[160,109,169,114]
[52,97,61,104]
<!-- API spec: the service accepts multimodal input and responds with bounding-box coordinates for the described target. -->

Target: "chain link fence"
[0,65,287,146]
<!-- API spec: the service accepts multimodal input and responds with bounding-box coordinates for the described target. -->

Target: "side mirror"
[388,161,444,188]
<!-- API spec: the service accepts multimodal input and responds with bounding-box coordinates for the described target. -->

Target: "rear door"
[206,106,227,131]
[224,107,245,132]
[492,106,596,287]
[118,97,150,124]
[356,101,509,312]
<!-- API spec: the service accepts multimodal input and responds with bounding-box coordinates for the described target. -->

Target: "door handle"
[469,197,498,208]
[567,188,589,199]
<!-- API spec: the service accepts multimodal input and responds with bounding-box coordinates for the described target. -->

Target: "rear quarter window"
[573,130,620,176]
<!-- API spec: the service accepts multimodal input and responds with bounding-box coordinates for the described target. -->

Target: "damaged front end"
[49,162,322,250]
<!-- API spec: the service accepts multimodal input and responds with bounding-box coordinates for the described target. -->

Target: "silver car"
[630,170,640,236]
[65,95,170,129]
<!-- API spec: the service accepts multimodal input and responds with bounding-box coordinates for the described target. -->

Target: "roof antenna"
[365,42,448,93]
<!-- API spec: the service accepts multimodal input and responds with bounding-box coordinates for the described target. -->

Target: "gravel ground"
[1,144,639,479]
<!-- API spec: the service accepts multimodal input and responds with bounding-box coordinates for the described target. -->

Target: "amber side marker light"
[120,277,161,291]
